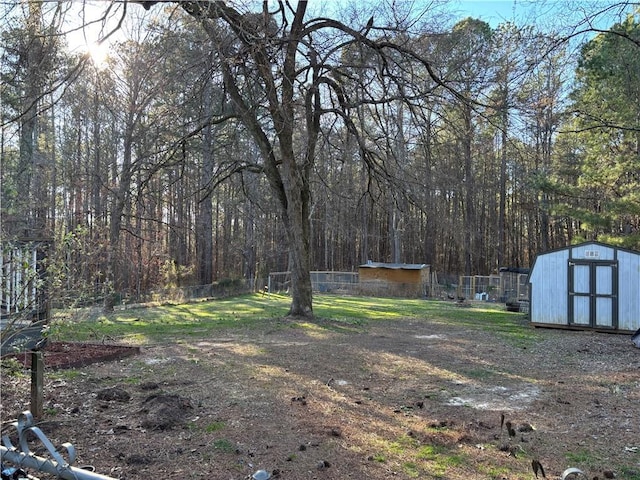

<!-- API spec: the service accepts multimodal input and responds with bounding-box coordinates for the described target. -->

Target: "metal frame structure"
[1,411,117,480]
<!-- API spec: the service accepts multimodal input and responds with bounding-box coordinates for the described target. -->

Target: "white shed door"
[569,261,617,328]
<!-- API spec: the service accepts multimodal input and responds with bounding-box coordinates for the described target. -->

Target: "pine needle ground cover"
[2,294,638,480]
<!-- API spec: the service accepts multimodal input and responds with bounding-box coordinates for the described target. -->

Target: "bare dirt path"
[2,313,639,480]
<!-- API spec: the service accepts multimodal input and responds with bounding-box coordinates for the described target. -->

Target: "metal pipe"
[1,446,116,480]
[1,412,118,480]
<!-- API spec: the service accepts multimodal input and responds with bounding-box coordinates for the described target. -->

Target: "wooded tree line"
[1,1,638,312]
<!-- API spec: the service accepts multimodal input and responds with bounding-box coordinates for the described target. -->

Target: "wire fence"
[27,269,529,315]
[267,271,359,295]
[267,270,529,301]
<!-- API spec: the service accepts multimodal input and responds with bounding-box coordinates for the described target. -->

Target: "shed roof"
[359,262,428,270]
[530,240,640,275]
[499,266,530,274]
[532,240,640,258]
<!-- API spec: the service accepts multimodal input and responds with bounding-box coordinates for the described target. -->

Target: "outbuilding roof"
[359,262,428,270]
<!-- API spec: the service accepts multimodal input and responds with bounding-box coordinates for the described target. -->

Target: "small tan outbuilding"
[358,262,430,298]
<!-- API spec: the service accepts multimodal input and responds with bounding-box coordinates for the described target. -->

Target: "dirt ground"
[1,307,639,480]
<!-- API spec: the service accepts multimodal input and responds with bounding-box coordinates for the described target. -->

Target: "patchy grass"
[565,449,601,467]
[205,421,226,433]
[51,294,532,347]
[369,434,474,480]
[50,294,284,343]
[621,467,640,480]
[212,438,235,453]
[0,358,28,377]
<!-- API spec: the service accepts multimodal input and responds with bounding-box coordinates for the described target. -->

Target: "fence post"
[30,351,44,418]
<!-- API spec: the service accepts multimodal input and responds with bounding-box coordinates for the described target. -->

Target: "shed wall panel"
[570,243,615,260]
[359,269,420,284]
[530,249,569,325]
[617,250,640,331]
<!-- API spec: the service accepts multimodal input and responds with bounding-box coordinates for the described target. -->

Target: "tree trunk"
[498,105,508,268]
[463,104,474,276]
[422,112,435,266]
[280,154,313,317]
[390,206,401,264]
[196,77,215,285]
[197,193,214,284]
[196,133,214,285]
[243,191,256,288]
[104,117,134,312]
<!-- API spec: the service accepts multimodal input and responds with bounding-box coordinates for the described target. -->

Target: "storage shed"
[528,241,640,332]
[358,262,431,297]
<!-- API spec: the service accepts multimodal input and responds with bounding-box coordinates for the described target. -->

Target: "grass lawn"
[50,293,534,347]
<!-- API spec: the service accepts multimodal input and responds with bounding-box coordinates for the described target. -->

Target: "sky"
[65,0,634,61]
[452,0,632,29]
[455,0,525,25]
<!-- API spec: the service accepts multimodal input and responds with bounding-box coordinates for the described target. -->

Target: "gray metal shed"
[528,241,640,332]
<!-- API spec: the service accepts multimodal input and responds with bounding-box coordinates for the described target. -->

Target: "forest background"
[1,0,639,314]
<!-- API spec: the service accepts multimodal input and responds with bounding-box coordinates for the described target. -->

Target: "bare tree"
[133,1,450,317]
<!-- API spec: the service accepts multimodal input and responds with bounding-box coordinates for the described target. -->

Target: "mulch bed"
[4,341,140,370]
